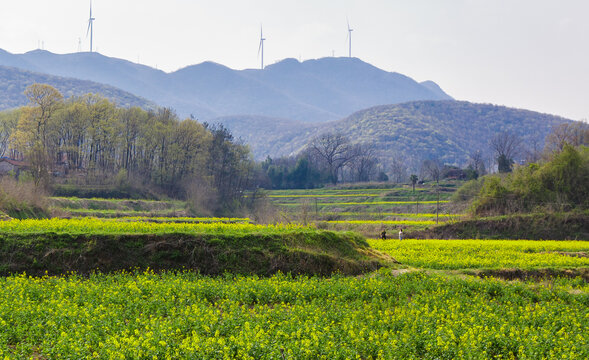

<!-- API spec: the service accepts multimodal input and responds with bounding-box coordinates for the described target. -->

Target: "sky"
[0,0,588,121]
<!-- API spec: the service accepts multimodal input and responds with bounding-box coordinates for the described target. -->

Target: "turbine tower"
[87,0,96,52]
[347,19,353,58]
[258,25,266,69]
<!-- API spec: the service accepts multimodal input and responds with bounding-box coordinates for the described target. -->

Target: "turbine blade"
[87,21,91,37]
[258,40,262,57]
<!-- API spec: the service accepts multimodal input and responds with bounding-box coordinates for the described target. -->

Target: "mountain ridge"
[0,49,452,122]
[214,100,572,169]
[0,65,155,111]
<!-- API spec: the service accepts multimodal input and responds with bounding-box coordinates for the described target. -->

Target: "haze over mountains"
[0,49,451,122]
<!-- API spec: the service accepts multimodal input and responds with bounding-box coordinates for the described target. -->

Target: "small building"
[0,158,29,177]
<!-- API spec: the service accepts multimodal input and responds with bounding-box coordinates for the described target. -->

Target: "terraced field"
[266,183,460,237]
[1,184,588,359]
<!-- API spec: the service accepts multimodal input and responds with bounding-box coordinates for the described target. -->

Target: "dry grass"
[0,177,48,218]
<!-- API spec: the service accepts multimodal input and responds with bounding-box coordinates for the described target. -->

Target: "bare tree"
[421,159,442,184]
[523,135,543,163]
[389,156,408,183]
[308,133,355,184]
[544,122,589,153]
[348,144,377,182]
[421,158,443,223]
[490,132,521,173]
[468,150,486,176]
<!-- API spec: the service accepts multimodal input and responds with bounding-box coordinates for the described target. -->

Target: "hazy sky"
[0,0,588,121]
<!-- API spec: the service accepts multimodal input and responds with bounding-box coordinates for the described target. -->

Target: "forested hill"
[216,100,571,167]
[0,49,451,122]
[0,65,155,111]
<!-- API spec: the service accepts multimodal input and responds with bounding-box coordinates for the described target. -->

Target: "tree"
[421,159,442,184]
[389,156,408,183]
[308,133,355,184]
[23,83,63,147]
[544,122,589,153]
[410,174,418,192]
[490,132,521,173]
[468,150,486,176]
[348,144,377,182]
[421,158,442,223]
[0,110,19,159]
[12,84,63,185]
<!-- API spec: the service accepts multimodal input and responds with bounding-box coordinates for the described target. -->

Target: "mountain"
[0,65,155,111]
[215,100,571,168]
[0,49,452,122]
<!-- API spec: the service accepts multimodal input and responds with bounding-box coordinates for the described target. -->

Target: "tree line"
[260,133,389,189]
[0,84,253,214]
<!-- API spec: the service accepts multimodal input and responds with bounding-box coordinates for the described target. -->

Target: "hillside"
[0,65,155,111]
[216,100,571,167]
[0,49,451,122]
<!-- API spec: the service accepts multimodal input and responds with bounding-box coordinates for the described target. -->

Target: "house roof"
[0,158,28,167]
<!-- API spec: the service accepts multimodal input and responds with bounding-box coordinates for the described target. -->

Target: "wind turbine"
[346,19,353,58]
[258,25,266,69]
[87,0,96,52]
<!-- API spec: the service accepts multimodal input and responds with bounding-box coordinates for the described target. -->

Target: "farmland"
[1,271,587,359]
[264,183,460,237]
[0,184,588,359]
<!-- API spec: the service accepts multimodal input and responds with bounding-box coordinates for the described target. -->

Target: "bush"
[468,145,589,215]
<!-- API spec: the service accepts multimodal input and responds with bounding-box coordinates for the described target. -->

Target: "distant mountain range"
[216,101,571,167]
[0,48,572,170]
[0,65,155,111]
[0,49,451,122]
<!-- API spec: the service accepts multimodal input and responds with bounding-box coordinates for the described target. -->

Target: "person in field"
[399,228,403,240]
[380,229,387,239]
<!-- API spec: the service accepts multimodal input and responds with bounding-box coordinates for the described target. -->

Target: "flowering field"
[0,271,587,359]
[0,218,309,235]
[369,239,589,269]
[2,184,588,359]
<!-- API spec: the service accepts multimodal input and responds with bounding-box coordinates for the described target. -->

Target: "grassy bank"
[0,219,386,276]
[407,213,589,240]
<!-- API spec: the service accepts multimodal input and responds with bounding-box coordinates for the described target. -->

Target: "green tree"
[410,174,418,192]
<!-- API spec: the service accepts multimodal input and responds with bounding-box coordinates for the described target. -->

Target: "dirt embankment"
[408,213,589,240]
[0,232,386,276]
